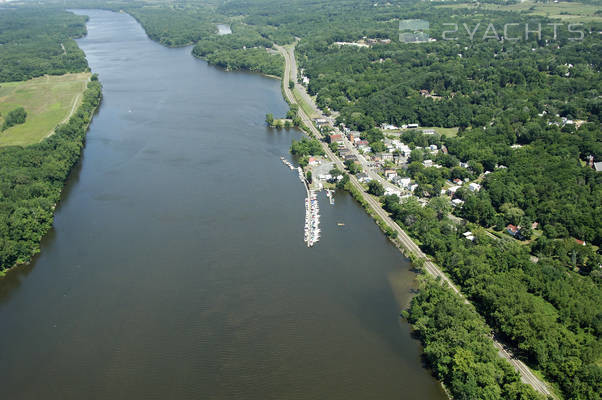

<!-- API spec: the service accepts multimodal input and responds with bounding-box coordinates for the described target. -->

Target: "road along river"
[0,10,446,400]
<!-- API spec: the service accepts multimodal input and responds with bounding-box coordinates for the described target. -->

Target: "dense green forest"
[382,194,601,399]
[127,6,217,47]
[393,124,601,247]
[0,79,101,271]
[300,27,600,129]
[192,25,283,76]
[4,1,600,397]
[0,6,101,272]
[405,277,543,400]
[449,124,601,245]
[0,8,89,82]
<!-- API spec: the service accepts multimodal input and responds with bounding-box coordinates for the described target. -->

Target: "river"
[0,10,446,400]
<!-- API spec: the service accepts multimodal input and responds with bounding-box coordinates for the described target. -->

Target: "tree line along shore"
[0,2,599,399]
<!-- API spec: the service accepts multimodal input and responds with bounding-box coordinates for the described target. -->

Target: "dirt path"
[44,81,84,140]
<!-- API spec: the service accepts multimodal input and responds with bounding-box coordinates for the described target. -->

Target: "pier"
[281,157,321,247]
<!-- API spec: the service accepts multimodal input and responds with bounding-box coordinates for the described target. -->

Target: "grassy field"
[0,72,91,147]
[437,1,602,22]
[292,87,320,119]
[384,126,459,137]
[420,126,459,137]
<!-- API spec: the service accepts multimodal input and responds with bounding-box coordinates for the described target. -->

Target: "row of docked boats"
[280,156,295,170]
[280,156,321,247]
[304,190,320,247]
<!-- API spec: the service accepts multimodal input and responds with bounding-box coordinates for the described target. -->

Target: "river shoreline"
[1,79,102,278]
[0,11,448,399]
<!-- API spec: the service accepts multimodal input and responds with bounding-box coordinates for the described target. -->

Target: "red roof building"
[328,134,343,144]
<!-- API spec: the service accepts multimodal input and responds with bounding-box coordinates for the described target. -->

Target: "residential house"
[357,173,372,183]
[447,185,460,195]
[328,134,343,144]
[393,154,407,165]
[384,169,397,179]
[393,177,411,188]
[379,152,394,161]
[451,198,464,207]
[384,187,402,197]
[314,118,329,127]
[468,183,481,192]
[506,224,520,237]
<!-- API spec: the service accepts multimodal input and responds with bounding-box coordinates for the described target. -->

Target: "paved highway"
[275,44,555,399]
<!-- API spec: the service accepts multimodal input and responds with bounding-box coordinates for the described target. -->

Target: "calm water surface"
[0,10,446,400]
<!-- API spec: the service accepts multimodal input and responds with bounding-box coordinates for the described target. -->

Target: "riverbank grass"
[0,72,91,147]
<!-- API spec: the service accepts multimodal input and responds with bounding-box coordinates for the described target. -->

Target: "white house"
[468,183,481,192]
[384,187,403,197]
[447,185,460,195]
[397,177,411,188]
[463,231,475,241]
[451,198,465,207]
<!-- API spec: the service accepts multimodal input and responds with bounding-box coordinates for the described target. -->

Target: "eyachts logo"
[441,22,585,42]
[399,20,586,42]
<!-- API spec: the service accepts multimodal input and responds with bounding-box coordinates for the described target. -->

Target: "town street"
[275,43,556,400]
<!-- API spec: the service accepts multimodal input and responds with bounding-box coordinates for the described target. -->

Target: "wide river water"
[0,10,446,400]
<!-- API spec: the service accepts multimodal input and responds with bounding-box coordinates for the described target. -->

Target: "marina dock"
[281,156,321,247]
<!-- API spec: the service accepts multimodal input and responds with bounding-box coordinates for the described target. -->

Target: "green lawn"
[384,126,459,137]
[0,72,91,147]
[292,87,320,119]
[420,126,459,137]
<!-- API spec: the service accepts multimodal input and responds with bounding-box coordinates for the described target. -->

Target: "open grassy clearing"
[0,72,91,147]
[437,1,602,22]
[420,126,459,137]
[292,87,320,119]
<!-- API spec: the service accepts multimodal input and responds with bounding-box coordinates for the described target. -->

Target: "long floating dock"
[281,157,321,247]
